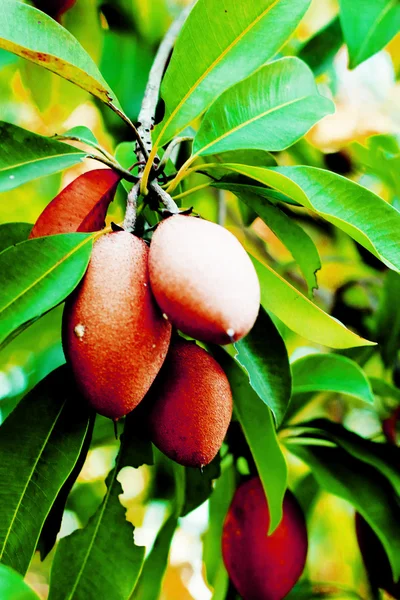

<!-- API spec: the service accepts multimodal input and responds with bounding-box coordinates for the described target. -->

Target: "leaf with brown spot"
[30,169,121,238]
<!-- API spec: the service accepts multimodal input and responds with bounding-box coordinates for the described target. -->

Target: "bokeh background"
[1,0,400,598]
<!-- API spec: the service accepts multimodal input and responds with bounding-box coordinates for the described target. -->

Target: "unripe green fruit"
[32,0,76,18]
[222,477,308,600]
[63,231,171,420]
[148,215,260,345]
[356,513,400,598]
[147,338,232,468]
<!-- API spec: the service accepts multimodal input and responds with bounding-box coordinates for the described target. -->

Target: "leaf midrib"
[0,401,66,564]
[0,234,93,316]
[0,151,85,175]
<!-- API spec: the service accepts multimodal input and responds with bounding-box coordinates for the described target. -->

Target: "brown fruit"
[356,513,400,598]
[222,477,308,600]
[148,215,260,345]
[63,231,171,420]
[147,338,232,468]
[33,0,77,18]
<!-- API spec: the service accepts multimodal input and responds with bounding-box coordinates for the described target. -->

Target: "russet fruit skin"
[147,338,233,468]
[356,513,400,598]
[148,215,260,345]
[33,0,76,18]
[62,231,171,420]
[222,477,308,600]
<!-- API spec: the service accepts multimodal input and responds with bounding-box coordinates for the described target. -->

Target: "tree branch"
[149,182,179,214]
[123,182,140,232]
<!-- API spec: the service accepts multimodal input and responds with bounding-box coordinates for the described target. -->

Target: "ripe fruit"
[148,215,260,345]
[63,231,171,420]
[222,477,308,600]
[32,0,77,19]
[147,338,232,468]
[356,513,400,598]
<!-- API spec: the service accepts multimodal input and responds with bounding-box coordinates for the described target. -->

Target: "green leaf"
[234,307,292,427]
[0,366,92,575]
[291,353,374,404]
[295,419,400,495]
[373,270,400,367]
[251,255,375,348]
[213,348,287,534]
[0,222,32,254]
[131,515,178,600]
[48,417,153,600]
[203,459,235,589]
[181,454,221,517]
[236,188,321,294]
[369,377,400,403]
[338,0,400,69]
[0,122,86,193]
[0,564,40,600]
[224,165,400,274]
[193,58,334,157]
[213,180,301,207]
[298,16,343,76]
[211,149,277,168]
[56,126,99,147]
[286,442,400,580]
[0,232,93,348]
[155,0,312,146]
[0,0,121,109]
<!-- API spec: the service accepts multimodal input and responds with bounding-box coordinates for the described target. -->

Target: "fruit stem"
[150,182,179,214]
[157,136,194,174]
[123,182,140,232]
[87,153,138,182]
[139,3,194,195]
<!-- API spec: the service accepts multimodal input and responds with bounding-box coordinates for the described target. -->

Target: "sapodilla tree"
[147,337,233,468]
[149,214,260,345]
[222,477,308,600]
[63,231,172,420]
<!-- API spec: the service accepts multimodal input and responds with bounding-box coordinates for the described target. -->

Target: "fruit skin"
[222,477,308,600]
[356,513,400,598]
[32,0,77,18]
[147,338,232,468]
[62,231,171,420]
[148,215,260,345]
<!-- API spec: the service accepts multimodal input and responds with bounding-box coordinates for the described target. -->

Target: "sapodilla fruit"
[63,231,171,420]
[33,0,77,18]
[222,477,308,600]
[356,513,400,598]
[148,215,260,345]
[147,338,232,468]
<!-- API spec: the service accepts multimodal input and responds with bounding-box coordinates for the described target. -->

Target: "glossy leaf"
[0,121,86,193]
[234,307,292,427]
[338,0,400,68]
[0,0,121,109]
[0,564,40,600]
[48,417,153,600]
[56,126,99,148]
[37,416,95,561]
[236,188,321,294]
[373,270,400,367]
[294,418,400,495]
[131,515,178,600]
[369,377,400,403]
[155,0,312,147]
[224,164,400,273]
[211,149,277,168]
[298,16,343,76]
[213,180,301,206]
[214,348,287,534]
[287,442,400,580]
[291,353,374,404]
[0,232,93,348]
[29,170,120,238]
[0,222,32,253]
[193,58,334,156]
[181,454,221,517]
[0,366,92,575]
[203,459,235,589]
[252,255,375,348]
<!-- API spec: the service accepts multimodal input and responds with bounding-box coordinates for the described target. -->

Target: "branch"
[149,182,179,214]
[123,182,140,232]
[136,3,193,169]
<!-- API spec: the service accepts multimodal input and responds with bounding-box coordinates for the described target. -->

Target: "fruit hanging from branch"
[149,214,260,345]
[147,337,233,468]
[222,477,308,600]
[62,231,172,420]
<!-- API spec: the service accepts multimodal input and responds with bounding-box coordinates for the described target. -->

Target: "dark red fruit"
[32,0,77,19]
[222,477,308,600]
[356,513,400,598]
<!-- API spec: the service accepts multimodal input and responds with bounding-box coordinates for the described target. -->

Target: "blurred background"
[1,0,400,598]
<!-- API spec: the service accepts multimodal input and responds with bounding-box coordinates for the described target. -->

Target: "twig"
[217,189,226,226]
[156,136,194,173]
[108,102,149,159]
[123,182,140,232]
[87,154,138,182]
[138,2,194,192]
[149,182,179,214]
